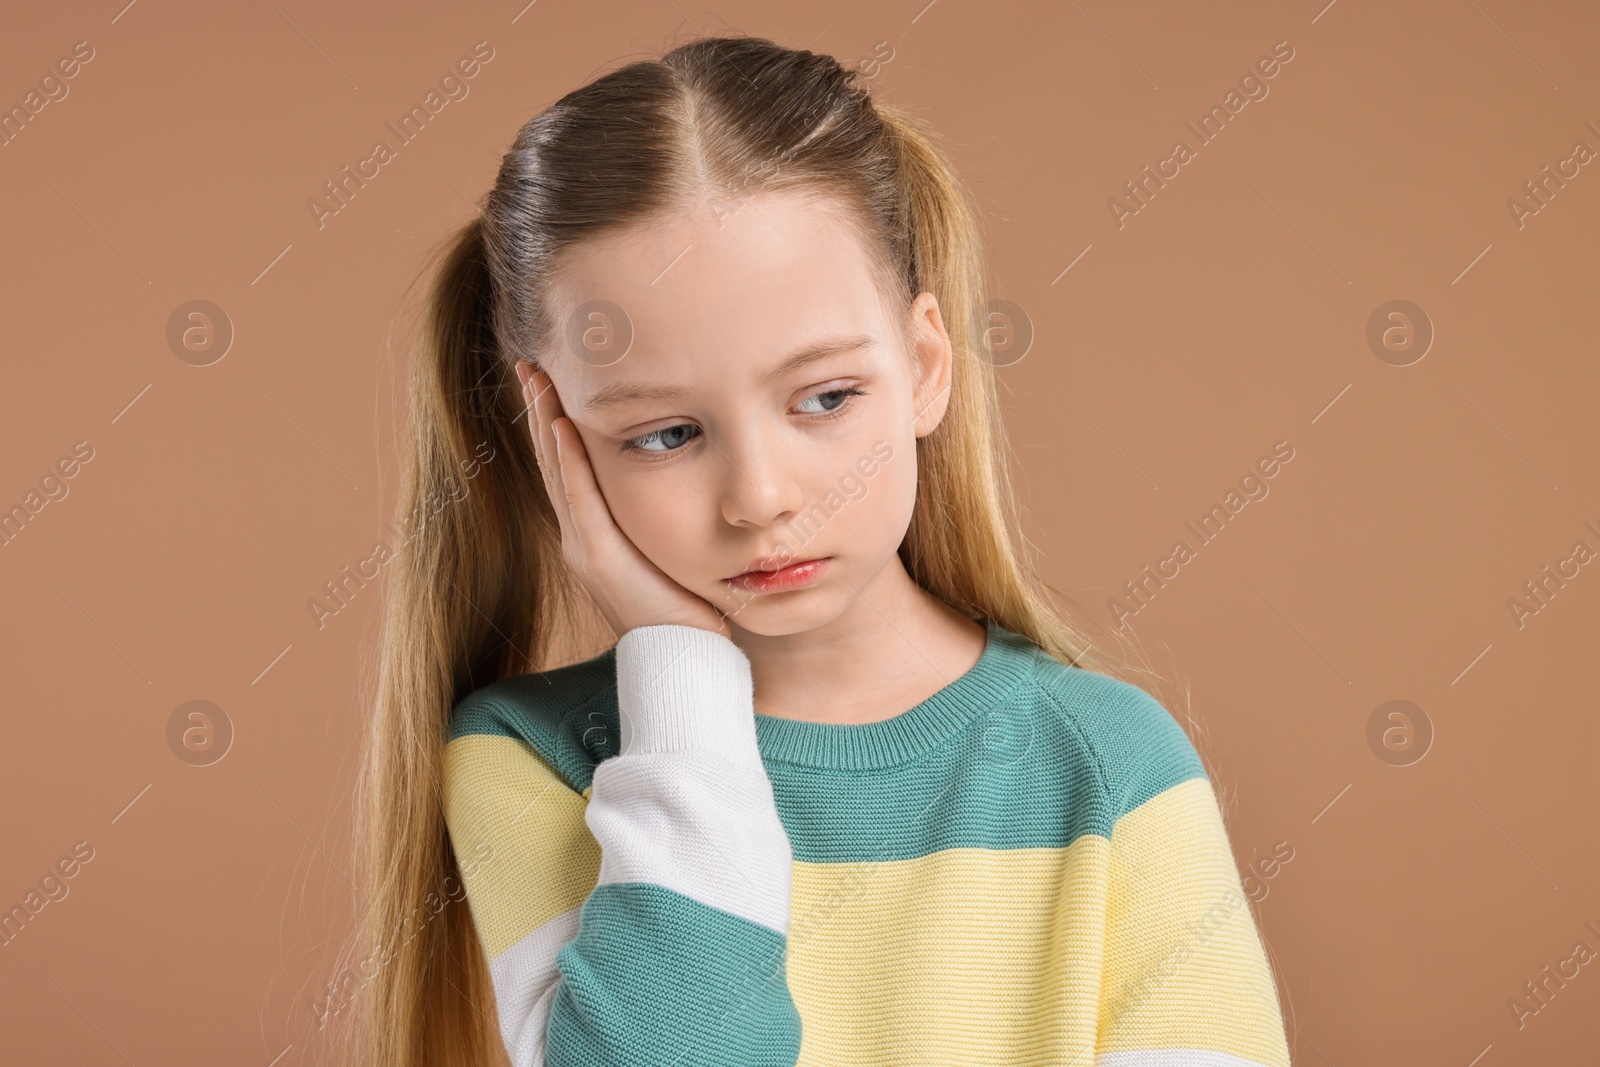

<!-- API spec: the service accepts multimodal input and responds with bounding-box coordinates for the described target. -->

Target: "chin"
[719,591,839,638]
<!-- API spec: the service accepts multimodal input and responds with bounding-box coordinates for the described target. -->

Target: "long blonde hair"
[346,33,1160,1067]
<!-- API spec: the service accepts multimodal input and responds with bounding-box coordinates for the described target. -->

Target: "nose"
[712,421,806,531]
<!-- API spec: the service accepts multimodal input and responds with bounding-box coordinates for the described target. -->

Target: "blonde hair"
[344,33,1160,1067]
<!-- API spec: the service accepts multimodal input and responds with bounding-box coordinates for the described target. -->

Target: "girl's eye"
[795,385,867,418]
[618,386,867,458]
[621,424,701,456]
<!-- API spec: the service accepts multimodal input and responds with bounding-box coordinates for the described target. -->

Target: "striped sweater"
[442,618,1292,1067]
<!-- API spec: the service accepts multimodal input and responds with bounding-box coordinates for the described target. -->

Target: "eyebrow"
[580,333,877,413]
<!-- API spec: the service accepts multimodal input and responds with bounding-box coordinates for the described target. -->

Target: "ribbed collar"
[752,618,1041,771]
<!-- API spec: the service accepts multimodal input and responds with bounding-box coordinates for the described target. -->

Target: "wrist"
[613,623,758,760]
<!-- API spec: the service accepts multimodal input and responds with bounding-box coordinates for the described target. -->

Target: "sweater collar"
[751,618,1041,771]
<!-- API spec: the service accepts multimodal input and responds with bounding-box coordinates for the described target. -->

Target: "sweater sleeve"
[1091,695,1292,1067]
[442,624,802,1067]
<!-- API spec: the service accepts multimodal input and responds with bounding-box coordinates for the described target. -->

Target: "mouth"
[722,557,831,595]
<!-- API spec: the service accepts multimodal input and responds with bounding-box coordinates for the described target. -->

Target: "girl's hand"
[516,361,731,639]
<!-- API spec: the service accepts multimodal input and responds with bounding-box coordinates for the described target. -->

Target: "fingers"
[520,363,612,567]
[519,362,566,514]
[550,415,601,556]
[548,413,613,550]
[518,362,551,467]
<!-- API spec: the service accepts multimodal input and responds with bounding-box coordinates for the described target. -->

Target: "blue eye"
[795,386,866,416]
[614,390,864,460]
[622,424,701,455]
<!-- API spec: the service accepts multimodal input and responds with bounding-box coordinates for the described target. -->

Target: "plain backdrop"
[1,1,1597,1064]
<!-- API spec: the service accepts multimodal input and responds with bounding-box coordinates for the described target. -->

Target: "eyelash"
[619,386,869,458]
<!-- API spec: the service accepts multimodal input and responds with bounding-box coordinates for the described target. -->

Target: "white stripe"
[488,905,581,1067]
[613,624,763,760]
[585,750,793,934]
[585,625,793,935]
[1098,1049,1278,1067]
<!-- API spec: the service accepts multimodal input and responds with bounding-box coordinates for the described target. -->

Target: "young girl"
[351,33,1291,1067]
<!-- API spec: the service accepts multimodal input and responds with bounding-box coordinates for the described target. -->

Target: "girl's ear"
[907,291,954,438]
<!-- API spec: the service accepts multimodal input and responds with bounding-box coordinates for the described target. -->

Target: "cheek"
[823,431,918,545]
[583,455,710,583]
[868,447,920,537]
[592,465,681,556]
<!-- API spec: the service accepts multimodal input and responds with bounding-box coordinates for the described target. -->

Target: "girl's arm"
[443,623,802,1067]
[1090,701,1293,1067]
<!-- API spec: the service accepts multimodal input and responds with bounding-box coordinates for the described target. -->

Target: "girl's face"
[538,188,954,637]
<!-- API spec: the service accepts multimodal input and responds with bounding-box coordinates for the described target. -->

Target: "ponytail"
[876,102,1147,681]
[349,216,592,1065]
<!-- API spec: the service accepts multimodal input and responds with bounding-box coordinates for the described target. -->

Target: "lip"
[722,557,831,595]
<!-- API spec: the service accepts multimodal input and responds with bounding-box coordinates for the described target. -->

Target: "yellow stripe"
[1098,777,1289,1066]
[782,779,1286,1067]
[442,734,599,960]
[786,837,1111,1065]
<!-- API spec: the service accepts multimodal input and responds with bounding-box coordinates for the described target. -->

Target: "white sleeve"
[488,623,799,1067]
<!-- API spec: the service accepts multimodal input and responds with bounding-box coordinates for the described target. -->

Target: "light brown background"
[2,1,1596,1064]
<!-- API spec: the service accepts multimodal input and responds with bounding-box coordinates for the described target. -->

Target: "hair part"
[343,32,1163,1067]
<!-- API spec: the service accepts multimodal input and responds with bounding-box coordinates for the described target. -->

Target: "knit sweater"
[441,618,1292,1067]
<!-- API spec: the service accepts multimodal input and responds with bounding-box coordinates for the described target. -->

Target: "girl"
[351,33,1291,1067]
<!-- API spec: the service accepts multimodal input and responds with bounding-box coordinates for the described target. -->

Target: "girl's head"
[478,35,979,638]
[349,33,1149,1067]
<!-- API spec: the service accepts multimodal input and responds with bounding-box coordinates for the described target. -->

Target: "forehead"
[542,190,892,390]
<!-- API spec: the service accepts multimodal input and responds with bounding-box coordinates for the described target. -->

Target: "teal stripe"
[751,620,1038,770]
[446,631,1207,861]
[546,882,801,1067]
[448,652,621,792]
[763,674,1205,862]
